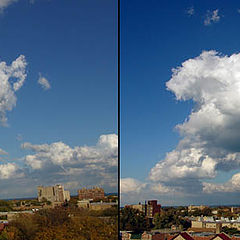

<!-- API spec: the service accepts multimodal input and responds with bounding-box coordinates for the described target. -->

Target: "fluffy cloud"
[0,134,117,198]
[0,55,27,125]
[0,163,21,179]
[120,178,182,206]
[38,74,51,90]
[204,9,220,25]
[121,178,174,195]
[121,178,146,194]
[122,51,240,204]
[203,173,240,193]
[147,51,240,195]
[20,134,118,192]
[22,134,117,169]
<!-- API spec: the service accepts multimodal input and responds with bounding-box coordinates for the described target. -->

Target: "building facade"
[143,200,161,218]
[37,185,70,203]
[78,187,104,200]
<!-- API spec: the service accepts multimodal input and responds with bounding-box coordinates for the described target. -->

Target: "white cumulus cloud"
[21,134,118,191]
[121,178,146,194]
[0,55,27,126]
[0,163,20,179]
[148,50,240,194]
[203,173,240,193]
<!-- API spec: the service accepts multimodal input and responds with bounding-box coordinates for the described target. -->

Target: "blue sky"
[121,0,240,205]
[0,0,117,198]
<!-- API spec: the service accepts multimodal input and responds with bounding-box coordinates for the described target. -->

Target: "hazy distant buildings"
[188,205,207,212]
[78,187,104,200]
[37,185,70,203]
[190,216,240,233]
[77,199,117,210]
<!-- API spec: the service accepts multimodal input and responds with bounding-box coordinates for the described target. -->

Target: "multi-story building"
[143,200,161,218]
[129,203,144,212]
[37,185,70,203]
[127,200,161,218]
[78,187,104,200]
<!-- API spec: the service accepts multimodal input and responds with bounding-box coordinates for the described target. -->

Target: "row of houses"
[121,231,240,240]
[190,219,240,233]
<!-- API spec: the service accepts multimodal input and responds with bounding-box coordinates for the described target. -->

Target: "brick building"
[78,187,104,200]
[143,200,161,218]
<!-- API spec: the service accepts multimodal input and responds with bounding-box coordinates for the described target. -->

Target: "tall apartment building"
[37,185,70,203]
[78,187,104,200]
[142,200,161,218]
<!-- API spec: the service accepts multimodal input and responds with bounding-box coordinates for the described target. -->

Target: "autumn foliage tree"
[0,207,117,240]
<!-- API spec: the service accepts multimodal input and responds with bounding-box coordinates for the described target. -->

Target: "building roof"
[171,232,195,240]
[152,233,172,240]
[210,233,231,240]
[188,227,216,233]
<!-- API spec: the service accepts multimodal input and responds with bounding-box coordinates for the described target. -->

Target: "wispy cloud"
[0,0,18,11]
[0,148,7,155]
[38,74,51,90]
[204,9,220,25]
[186,6,194,16]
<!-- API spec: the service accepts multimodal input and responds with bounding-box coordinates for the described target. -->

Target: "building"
[231,207,240,214]
[143,200,161,218]
[77,200,90,208]
[210,233,231,240]
[126,200,161,218]
[127,203,144,212]
[77,199,117,210]
[37,185,70,203]
[190,216,240,233]
[188,206,207,212]
[78,187,104,200]
[171,232,194,240]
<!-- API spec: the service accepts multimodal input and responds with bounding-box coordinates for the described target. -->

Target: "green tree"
[120,207,147,233]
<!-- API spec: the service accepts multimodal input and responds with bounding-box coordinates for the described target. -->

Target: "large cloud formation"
[19,134,118,194]
[122,51,240,204]
[0,134,117,198]
[150,51,240,185]
[0,55,27,125]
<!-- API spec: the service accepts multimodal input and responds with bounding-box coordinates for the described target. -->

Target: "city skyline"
[121,0,240,206]
[0,0,117,198]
